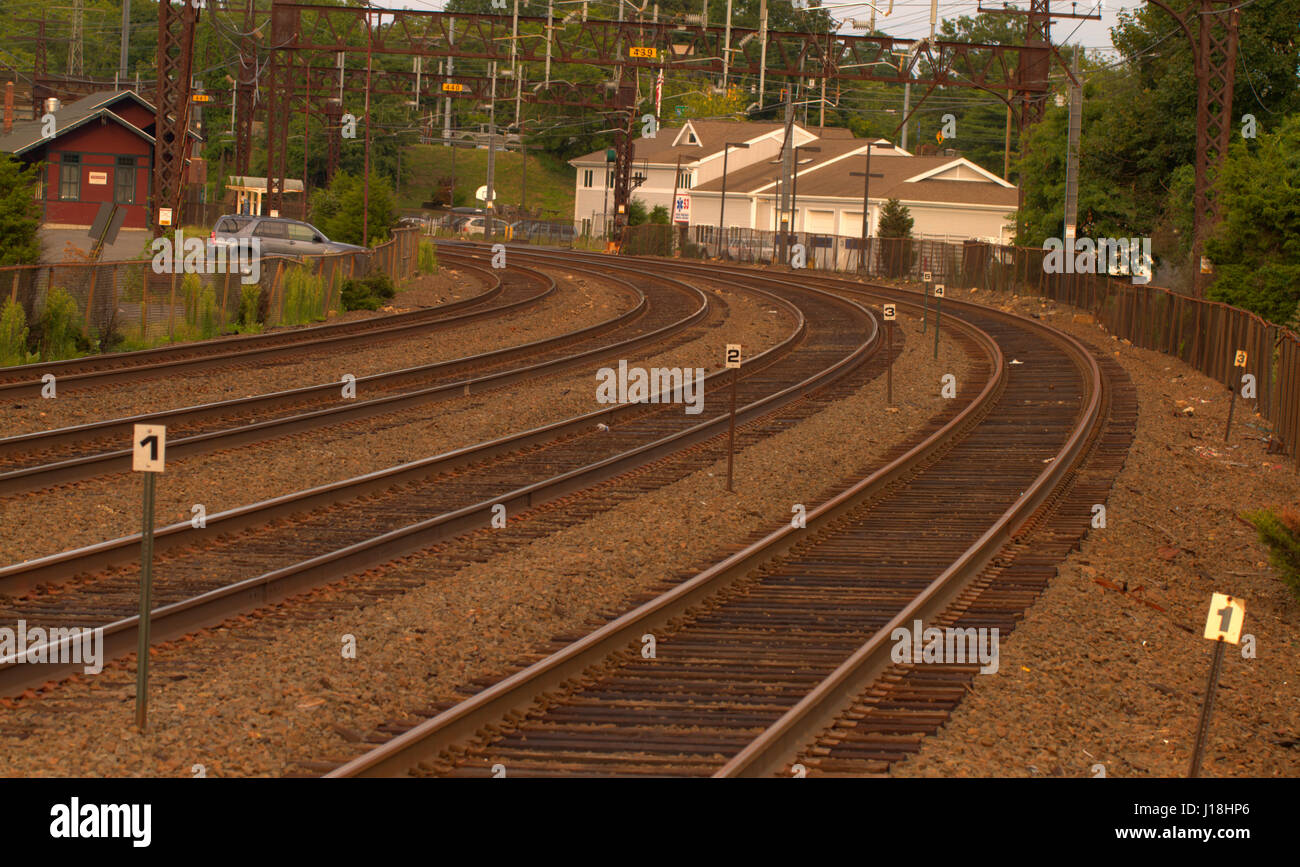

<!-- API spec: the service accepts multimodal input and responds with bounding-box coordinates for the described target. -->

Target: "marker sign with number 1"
[1203,592,1245,643]
[133,424,166,472]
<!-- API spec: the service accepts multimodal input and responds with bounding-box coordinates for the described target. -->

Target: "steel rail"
[0,261,692,494]
[324,280,986,778]
[0,268,869,694]
[0,251,502,395]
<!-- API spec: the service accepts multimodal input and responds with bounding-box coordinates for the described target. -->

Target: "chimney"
[3,82,12,135]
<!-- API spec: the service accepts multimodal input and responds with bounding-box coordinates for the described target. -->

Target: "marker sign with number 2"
[726,344,742,369]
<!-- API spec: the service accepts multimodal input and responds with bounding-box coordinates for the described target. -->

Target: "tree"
[877,198,913,239]
[0,157,42,267]
[649,205,670,225]
[627,198,649,227]
[309,171,396,247]
[1204,113,1300,324]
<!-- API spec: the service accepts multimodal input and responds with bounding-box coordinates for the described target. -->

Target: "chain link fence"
[625,224,1299,466]
[1,227,419,352]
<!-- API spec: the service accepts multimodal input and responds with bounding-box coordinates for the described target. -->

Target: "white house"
[568,119,822,236]
[570,120,1018,244]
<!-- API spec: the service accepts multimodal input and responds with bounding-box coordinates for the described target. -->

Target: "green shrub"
[281,267,326,326]
[339,273,395,311]
[1244,507,1300,603]
[38,287,83,361]
[0,298,34,366]
[417,240,438,274]
[237,284,264,333]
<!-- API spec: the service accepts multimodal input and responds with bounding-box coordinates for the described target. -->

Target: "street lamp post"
[718,141,749,260]
[849,145,884,272]
[789,144,820,240]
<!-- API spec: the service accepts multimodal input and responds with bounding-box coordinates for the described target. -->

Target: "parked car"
[512,220,577,244]
[456,216,513,240]
[212,215,367,257]
[726,236,776,262]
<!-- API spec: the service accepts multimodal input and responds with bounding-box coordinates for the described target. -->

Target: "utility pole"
[443,18,455,142]
[901,81,910,151]
[362,2,373,243]
[722,0,733,89]
[1062,49,1081,249]
[486,61,497,241]
[758,0,769,109]
[511,0,522,129]
[776,88,794,263]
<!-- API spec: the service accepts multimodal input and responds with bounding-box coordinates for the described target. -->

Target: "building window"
[686,131,698,145]
[59,153,80,201]
[115,156,135,204]
[606,170,614,188]
[582,169,594,188]
[678,171,692,190]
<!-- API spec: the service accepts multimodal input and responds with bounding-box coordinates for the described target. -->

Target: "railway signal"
[1225,349,1247,442]
[882,303,897,407]
[132,424,166,731]
[725,344,741,492]
[932,285,945,359]
[1189,593,1245,777]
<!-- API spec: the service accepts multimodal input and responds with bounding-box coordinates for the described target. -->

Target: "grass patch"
[0,298,35,367]
[282,267,327,326]
[1244,507,1300,603]
[417,240,438,274]
[340,273,396,312]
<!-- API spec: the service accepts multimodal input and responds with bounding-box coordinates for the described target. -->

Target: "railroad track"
[0,258,875,694]
[0,251,501,396]
[0,257,709,494]
[323,251,1133,777]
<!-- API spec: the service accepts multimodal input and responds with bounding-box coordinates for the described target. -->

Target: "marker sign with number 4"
[725,344,742,369]
[934,284,945,298]
[1203,592,1245,644]
[132,424,166,473]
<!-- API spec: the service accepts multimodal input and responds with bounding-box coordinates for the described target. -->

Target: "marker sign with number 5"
[132,424,166,473]
[1203,592,1245,644]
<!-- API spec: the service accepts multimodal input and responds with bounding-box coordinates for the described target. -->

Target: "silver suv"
[212,215,367,257]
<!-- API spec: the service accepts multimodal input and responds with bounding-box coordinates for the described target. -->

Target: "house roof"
[0,90,200,156]
[570,120,792,166]
[693,150,1019,207]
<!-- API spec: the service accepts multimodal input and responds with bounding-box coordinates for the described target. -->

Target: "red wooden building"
[0,91,197,230]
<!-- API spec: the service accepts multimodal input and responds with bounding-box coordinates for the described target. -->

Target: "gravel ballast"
[0,279,792,566]
[0,311,970,776]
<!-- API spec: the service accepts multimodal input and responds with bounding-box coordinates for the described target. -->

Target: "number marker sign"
[933,284,945,298]
[629,46,657,58]
[725,344,742,369]
[441,82,465,92]
[922,271,932,283]
[882,303,897,321]
[1203,592,1245,644]
[133,424,166,472]
[1234,350,1248,368]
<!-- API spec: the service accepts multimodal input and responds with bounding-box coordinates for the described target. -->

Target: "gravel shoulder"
[0,310,972,776]
[880,282,1300,778]
[0,278,792,565]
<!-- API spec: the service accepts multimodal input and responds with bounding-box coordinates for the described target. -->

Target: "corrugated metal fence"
[626,225,1296,465]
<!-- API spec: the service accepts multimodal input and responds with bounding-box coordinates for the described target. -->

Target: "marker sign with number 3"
[133,424,166,473]
[1203,592,1244,644]
[883,304,897,322]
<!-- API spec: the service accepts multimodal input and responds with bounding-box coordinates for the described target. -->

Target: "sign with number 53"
[1203,592,1245,644]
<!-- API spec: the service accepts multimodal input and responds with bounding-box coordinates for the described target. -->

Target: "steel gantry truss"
[153,1,200,235]
[250,0,1057,233]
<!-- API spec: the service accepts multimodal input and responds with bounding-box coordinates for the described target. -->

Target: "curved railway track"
[322,249,1133,778]
[0,258,878,695]
[0,251,502,395]
[0,257,710,494]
